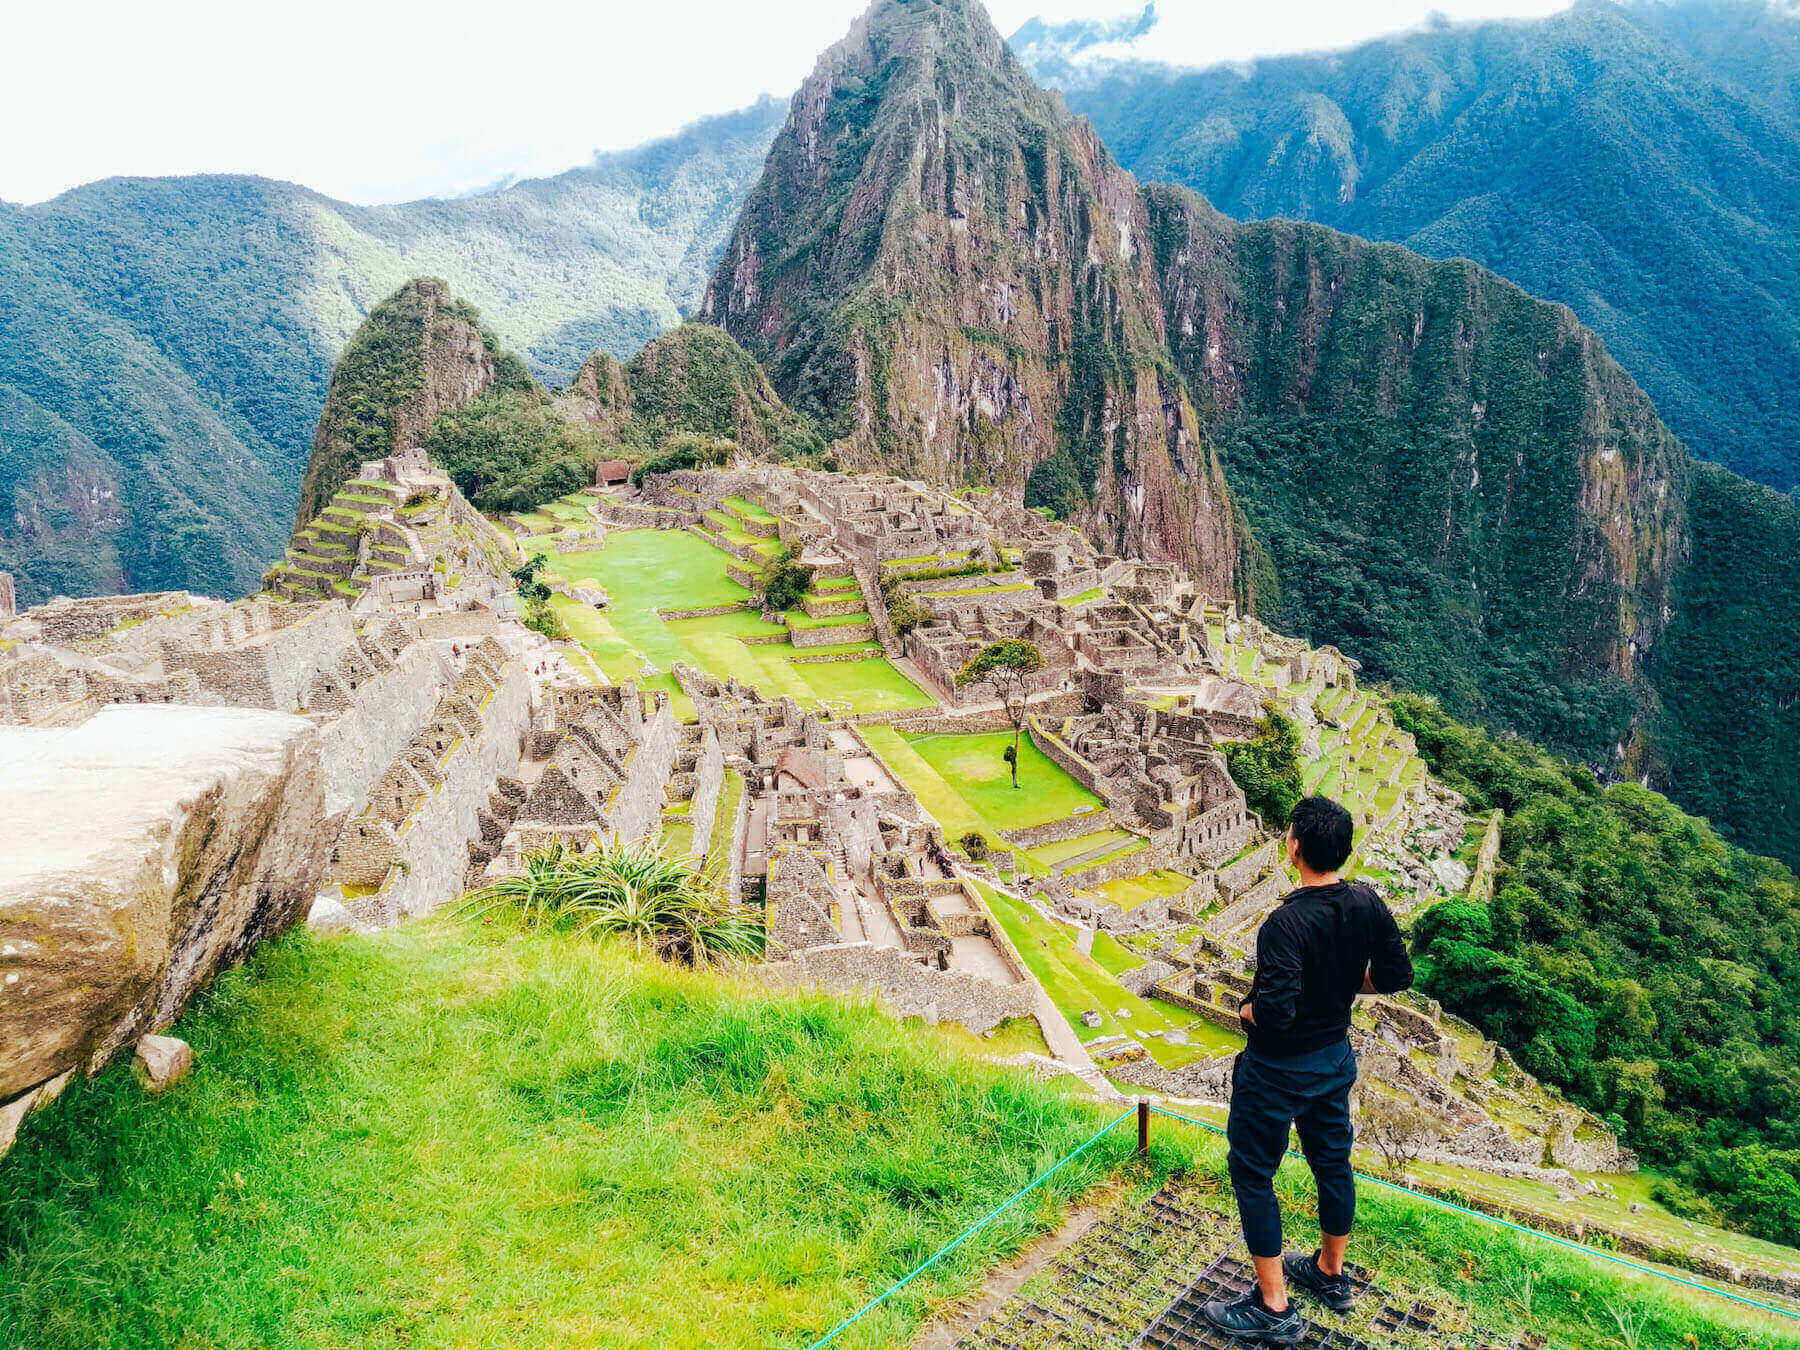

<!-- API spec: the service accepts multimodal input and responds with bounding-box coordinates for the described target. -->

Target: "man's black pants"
[1226,1040,1358,1259]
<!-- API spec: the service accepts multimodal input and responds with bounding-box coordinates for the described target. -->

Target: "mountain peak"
[701,0,1243,594]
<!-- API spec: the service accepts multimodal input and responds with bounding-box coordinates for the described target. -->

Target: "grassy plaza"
[542,530,931,717]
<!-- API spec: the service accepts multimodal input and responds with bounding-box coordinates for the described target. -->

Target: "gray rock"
[307,896,356,935]
[0,705,328,1105]
[1080,1009,1103,1029]
[1164,1029,1190,1046]
[133,1035,192,1091]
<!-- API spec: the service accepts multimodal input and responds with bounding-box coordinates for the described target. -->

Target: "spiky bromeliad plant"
[462,838,763,965]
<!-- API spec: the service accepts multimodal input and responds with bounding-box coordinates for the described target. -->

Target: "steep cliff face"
[701,0,1243,597]
[293,278,533,527]
[707,0,1717,797]
[1148,187,1686,760]
[558,349,633,438]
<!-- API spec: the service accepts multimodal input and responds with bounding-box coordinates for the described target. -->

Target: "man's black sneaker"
[1200,1290,1305,1344]
[1283,1249,1356,1312]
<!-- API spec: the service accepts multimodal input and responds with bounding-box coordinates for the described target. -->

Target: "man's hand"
[1240,1001,1255,1025]
[1360,965,1376,995]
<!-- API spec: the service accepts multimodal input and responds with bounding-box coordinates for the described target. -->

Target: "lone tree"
[758,552,814,615]
[512,551,551,601]
[1359,1092,1440,1174]
[956,638,1045,789]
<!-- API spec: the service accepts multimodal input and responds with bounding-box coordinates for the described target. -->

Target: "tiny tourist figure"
[1203,795,1413,1343]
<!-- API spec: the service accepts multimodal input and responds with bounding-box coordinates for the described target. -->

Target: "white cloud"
[2,0,1574,206]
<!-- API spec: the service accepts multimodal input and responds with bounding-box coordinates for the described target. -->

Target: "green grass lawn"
[1030,829,1136,867]
[722,495,775,522]
[0,924,1130,1350]
[550,530,750,611]
[660,819,694,858]
[0,925,1790,1349]
[546,532,930,716]
[978,885,1239,1067]
[857,731,1106,870]
[902,733,1102,831]
[1090,870,1195,912]
[706,768,744,883]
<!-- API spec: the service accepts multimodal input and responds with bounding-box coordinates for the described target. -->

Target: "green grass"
[857,731,1106,871]
[0,926,1791,1348]
[1029,830,1135,867]
[1089,870,1194,912]
[722,495,775,522]
[661,819,694,857]
[545,532,928,716]
[0,924,1130,1349]
[901,733,1102,831]
[978,885,1239,1068]
[706,768,744,881]
[785,610,872,631]
[549,530,749,610]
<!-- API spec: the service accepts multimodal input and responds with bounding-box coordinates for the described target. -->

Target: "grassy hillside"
[1016,0,1800,495]
[2,918,1794,1348]
[0,101,783,604]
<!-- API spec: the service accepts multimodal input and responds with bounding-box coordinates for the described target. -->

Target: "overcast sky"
[4,0,1574,206]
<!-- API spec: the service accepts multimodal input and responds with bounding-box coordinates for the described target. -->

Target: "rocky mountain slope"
[699,0,1246,599]
[705,0,1797,869]
[1014,0,1800,496]
[0,100,784,606]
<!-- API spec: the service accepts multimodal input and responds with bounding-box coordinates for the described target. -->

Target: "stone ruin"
[0,466,679,1157]
[1,458,1630,1199]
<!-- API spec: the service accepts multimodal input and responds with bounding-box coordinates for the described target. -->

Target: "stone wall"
[790,619,874,647]
[604,706,681,846]
[349,654,533,925]
[755,941,1035,1035]
[686,727,726,860]
[594,501,697,532]
[1466,809,1504,906]
[1002,809,1117,851]
[1216,839,1278,898]
[315,640,453,817]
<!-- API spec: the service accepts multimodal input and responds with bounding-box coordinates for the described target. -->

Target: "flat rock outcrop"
[0,704,328,1104]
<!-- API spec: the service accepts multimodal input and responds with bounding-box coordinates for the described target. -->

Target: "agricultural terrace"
[1195,619,1426,874]
[537,528,932,718]
[977,882,1243,1068]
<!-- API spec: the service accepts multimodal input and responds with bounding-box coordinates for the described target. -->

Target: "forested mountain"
[0,99,784,605]
[706,0,1798,870]
[1013,0,1800,496]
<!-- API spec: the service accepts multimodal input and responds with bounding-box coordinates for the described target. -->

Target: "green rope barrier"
[1148,1104,1800,1325]
[803,1106,1134,1350]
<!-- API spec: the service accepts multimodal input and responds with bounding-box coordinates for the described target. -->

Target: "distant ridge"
[0,98,785,605]
[1014,0,1800,496]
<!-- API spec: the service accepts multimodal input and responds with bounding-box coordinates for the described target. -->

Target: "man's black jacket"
[1242,880,1413,1057]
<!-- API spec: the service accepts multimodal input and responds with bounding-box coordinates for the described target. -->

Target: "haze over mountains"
[0,98,784,602]
[1016,0,1800,495]
[2,0,1797,869]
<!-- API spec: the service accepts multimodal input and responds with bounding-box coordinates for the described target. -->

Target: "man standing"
[1202,796,1413,1343]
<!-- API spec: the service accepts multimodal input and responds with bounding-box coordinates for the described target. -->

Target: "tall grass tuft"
[462,837,763,964]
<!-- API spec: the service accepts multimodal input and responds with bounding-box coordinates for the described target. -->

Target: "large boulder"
[0,705,328,1107]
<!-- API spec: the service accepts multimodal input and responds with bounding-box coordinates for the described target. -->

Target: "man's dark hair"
[1289,795,1354,873]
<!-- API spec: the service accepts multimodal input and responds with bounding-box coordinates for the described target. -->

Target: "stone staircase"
[268,476,415,603]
